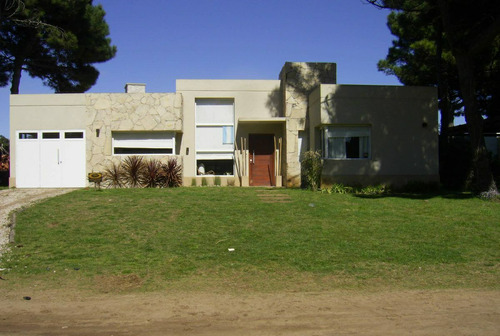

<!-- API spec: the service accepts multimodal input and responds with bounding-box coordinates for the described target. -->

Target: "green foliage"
[1,0,117,93]
[324,183,389,195]
[301,150,323,190]
[201,177,208,187]
[0,135,9,154]
[191,178,197,187]
[214,176,221,186]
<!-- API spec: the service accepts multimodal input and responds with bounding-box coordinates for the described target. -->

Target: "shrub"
[226,178,235,187]
[201,177,208,186]
[142,158,162,188]
[358,184,389,196]
[103,162,124,188]
[122,156,145,188]
[161,158,182,188]
[301,150,323,191]
[191,178,197,187]
[328,183,353,194]
[214,176,221,186]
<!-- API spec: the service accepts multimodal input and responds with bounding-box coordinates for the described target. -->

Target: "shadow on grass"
[353,191,476,200]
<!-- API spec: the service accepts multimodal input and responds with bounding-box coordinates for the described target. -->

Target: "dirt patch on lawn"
[0,289,498,335]
[94,274,144,293]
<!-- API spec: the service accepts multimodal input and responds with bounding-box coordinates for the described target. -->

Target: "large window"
[322,126,371,159]
[112,131,175,155]
[195,98,235,175]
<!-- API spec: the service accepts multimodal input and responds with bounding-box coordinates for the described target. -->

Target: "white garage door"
[16,130,86,188]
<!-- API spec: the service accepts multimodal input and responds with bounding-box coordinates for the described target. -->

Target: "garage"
[16,130,86,188]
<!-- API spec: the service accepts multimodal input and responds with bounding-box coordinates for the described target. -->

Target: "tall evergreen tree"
[0,0,116,94]
[367,0,500,195]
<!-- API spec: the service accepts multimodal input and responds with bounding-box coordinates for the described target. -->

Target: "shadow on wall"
[266,87,281,117]
[266,62,337,118]
[320,85,439,183]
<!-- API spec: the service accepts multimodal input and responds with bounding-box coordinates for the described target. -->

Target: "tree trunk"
[10,58,23,94]
[455,53,497,193]
[437,0,498,194]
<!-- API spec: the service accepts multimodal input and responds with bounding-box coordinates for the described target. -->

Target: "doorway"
[249,134,275,186]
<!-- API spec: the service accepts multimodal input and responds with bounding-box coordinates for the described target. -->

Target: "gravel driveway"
[0,188,75,258]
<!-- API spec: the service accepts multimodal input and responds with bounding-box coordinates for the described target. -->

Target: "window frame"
[321,125,371,160]
[112,131,176,156]
[195,98,235,176]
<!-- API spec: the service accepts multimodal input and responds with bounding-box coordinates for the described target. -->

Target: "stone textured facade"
[279,62,336,186]
[85,92,183,173]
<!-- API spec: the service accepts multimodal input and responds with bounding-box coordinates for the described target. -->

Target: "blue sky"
[1,0,408,138]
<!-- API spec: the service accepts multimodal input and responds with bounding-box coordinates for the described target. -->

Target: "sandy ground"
[0,289,499,335]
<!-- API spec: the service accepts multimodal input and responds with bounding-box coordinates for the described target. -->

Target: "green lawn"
[2,188,499,292]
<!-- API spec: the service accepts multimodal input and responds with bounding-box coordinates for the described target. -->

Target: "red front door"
[249,134,275,186]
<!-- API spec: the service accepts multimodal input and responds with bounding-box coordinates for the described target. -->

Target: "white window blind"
[112,131,175,155]
[195,99,234,125]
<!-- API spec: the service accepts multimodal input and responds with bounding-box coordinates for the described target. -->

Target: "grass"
[1,188,499,292]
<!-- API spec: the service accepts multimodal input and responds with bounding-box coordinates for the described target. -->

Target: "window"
[65,132,84,139]
[195,99,235,175]
[42,132,60,139]
[19,132,38,139]
[112,131,175,155]
[322,126,371,159]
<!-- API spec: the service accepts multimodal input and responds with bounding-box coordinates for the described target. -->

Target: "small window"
[65,132,84,139]
[42,132,60,139]
[222,126,234,144]
[112,131,175,155]
[19,132,38,139]
[197,159,234,175]
[323,126,371,159]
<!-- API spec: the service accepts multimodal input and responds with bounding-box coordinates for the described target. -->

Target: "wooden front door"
[249,134,275,186]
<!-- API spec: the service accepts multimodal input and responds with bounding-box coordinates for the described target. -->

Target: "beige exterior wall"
[9,94,87,186]
[176,79,281,183]
[9,92,182,187]
[309,84,439,186]
[9,62,439,189]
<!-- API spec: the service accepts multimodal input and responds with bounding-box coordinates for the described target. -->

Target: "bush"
[142,158,162,188]
[103,162,124,188]
[201,177,208,187]
[301,151,323,191]
[160,158,182,188]
[122,156,145,188]
[214,176,221,186]
[103,157,183,188]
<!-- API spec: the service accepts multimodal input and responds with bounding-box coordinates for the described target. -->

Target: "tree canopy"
[368,0,500,194]
[0,0,116,94]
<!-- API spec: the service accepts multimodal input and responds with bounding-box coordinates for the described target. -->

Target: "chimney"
[125,83,146,93]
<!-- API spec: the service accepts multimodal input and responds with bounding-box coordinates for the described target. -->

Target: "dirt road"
[0,289,498,335]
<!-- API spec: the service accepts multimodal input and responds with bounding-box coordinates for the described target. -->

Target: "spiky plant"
[141,158,162,188]
[122,156,145,188]
[103,161,124,188]
[161,158,182,187]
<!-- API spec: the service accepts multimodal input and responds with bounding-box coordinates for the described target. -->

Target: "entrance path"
[0,188,76,258]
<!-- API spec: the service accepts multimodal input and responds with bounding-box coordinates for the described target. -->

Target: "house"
[9,62,439,188]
